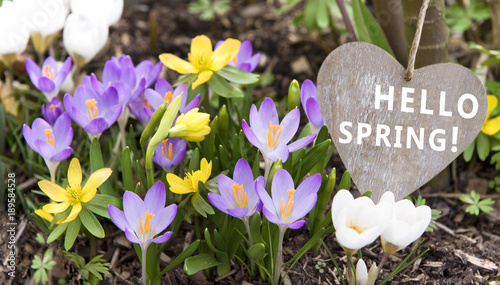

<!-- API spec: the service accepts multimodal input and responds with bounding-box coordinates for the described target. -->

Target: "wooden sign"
[317,42,487,202]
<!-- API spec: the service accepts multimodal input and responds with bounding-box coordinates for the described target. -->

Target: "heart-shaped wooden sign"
[317,42,487,202]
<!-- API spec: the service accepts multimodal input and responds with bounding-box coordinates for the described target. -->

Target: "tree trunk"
[402,0,449,68]
[373,0,407,65]
[488,0,500,48]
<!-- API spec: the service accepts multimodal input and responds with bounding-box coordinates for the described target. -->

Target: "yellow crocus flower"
[168,108,211,142]
[159,35,240,89]
[482,95,500,135]
[38,158,112,223]
[167,158,212,194]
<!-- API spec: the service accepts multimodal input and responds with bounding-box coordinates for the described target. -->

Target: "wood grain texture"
[317,42,487,202]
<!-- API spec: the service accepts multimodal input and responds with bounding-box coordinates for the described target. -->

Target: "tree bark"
[373,0,407,65]
[402,0,449,68]
[488,0,500,48]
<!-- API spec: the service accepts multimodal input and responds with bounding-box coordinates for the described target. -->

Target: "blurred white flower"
[354,259,378,285]
[57,61,75,93]
[331,190,392,255]
[70,0,123,26]
[379,192,432,255]
[63,12,108,68]
[0,1,30,65]
[16,0,69,55]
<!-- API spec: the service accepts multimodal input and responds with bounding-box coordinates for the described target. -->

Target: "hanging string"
[404,0,431,81]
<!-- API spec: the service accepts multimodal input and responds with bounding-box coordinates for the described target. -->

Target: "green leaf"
[248,243,267,260]
[47,222,69,243]
[85,194,122,218]
[140,102,167,152]
[89,137,115,196]
[217,66,259,85]
[315,0,329,29]
[477,132,490,161]
[297,140,331,180]
[64,217,81,250]
[463,139,476,162]
[79,207,105,238]
[156,240,200,278]
[351,0,394,56]
[121,147,135,192]
[460,193,476,204]
[184,254,223,275]
[208,73,243,98]
[338,171,351,191]
[191,191,214,217]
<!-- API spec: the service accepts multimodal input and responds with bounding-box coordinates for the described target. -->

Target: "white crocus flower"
[17,0,69,55]
[354,259,378,285]
[0,1,30,65]
[380,191,432,255]
[331,190,392,255]
[70,0,123,26]
[63,12,108,68]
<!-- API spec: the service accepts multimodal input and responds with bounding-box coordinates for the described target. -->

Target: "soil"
[2,1,500,284]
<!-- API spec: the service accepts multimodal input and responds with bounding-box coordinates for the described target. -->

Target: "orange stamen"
[143,97,151,110]
[85,99,98,120]
[161,139,173,160]
[164,91,173,104]
[44,129,55,146]
[267,121,281,150]
[139,211,155,235]
[42,65,54,80]
[348,220,366,234]
[232,56,238,65]
[280,189,295,218]
[232,183,247,208]
[49,104,55,112]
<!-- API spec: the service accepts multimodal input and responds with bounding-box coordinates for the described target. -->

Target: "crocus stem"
[376,253,389,277]
[145,147,155,189]
[264,157,272,182]
[242,217,253,247]
[346,254,356,285]
[141,245,148,285]
[274,225,287,285]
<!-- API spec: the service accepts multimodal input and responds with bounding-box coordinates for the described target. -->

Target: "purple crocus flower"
[128,95,152,124]
[108,181,177,247]
[25,56,72,101]
[92,55,146,105]
[135,59,163,88]
[208,159,262,218]
[300,80,324,134]
[22,113,73,172]
[215,40,261,73]
[256,169,321,229]
[143,79,201,118]
[152,137,186,171]
[242,97,316,163]
[41,97,63,126]
[63,84,122,138]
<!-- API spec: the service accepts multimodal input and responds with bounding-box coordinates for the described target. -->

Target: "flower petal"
[108,204,128,232]
[277,109,300,145]
[482,117,500,135]
[191,35,213,58]
[150,231,173,244]
[287,134,316,152]
[271,169,295,214]
[159,53,197,74]
[305,97,324,129]
[82,168,112,194]
[192,70,213,89]
[227,207,249,218]
[38,181,68,202]
[300,79,317,106]
[62,203,82,223]
[144,181,166,214]
[125,227,144,244]
[68,158,82,189]
[286,219,306,229]
[207,192,230,214]
[242,119,264,150]
[267,144,289,162]
[211,38,240,71]
[123,191,146,233]
[258,98,279,126]
[167,173,195,194]
[43,201,70,213]
[152,204,177,233]
[80,189,97,203]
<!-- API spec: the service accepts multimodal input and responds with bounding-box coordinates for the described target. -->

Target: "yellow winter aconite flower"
[38,158,112,223]
[168,108,211,142]
[35,206,63,224]
[167,158,212,194]
[482,95,500,135]
[159,35,240,89]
